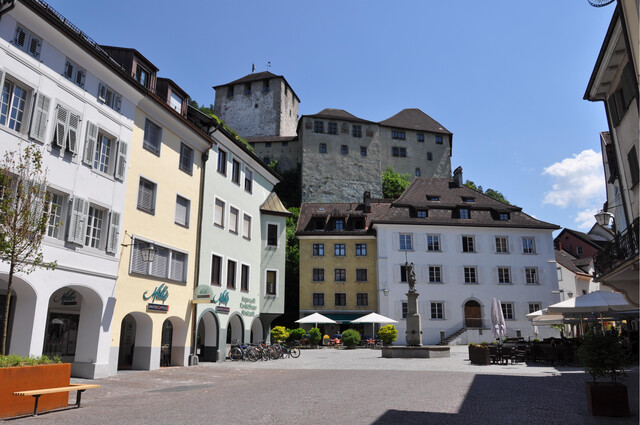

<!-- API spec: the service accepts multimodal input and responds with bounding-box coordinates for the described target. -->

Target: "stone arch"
[162,315,188,367]
[196,309,219,362]
[0,273,37,355]
[227,313,244,344]
[463,298,483,328]
[118,311,153,370]
[250,317,265,343]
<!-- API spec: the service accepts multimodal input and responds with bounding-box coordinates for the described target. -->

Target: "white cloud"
[574,208,599,231]
[542,149,605,208]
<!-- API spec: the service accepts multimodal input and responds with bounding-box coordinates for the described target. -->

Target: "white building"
[0,0,143,377]
[373,169,561,345]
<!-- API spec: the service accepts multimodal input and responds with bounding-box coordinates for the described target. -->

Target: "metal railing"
[593,218,639,278]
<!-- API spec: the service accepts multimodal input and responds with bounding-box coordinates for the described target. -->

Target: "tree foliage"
[382,166,411,199]
[464,180,510,204]
[377,325,398,345]
[308,327,322,345]
[0,145,57,354]
[577,325,628,383]
[270,326,289,343]
[287,327,306,342]
[341,329,361,348]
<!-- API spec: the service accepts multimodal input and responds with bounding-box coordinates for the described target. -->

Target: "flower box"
[468,345,491,365]
[585,382,629,417]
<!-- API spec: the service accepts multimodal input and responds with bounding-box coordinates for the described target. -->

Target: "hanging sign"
[193,285,215,303]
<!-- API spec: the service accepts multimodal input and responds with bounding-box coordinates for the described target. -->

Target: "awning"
[323,313,368,324]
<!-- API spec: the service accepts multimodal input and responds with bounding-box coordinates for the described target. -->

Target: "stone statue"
[406,262,417,293]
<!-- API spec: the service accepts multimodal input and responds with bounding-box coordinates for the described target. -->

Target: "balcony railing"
[594,219,639,278]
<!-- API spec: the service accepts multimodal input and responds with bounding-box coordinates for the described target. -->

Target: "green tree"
[341,329,361,348]
[377,325,398,345]
[308,327,322,345]
[287,327,306,342]
[382,166,411,199]
[270,326,289,343]
[0,145,57,354]
[464,179,509,204]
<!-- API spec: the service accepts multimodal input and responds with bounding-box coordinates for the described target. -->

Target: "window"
[52,104,80,154]
[211,254,222,285]
[435,135,443,144]
[97,83,121,112]
[462,197,476,203]
[85,205,106,249]
[417,133,424,142]
[131,241,187,282]
[263,80,270,92]
[227,260,236,289]
[214,199,225,228]
[360,146,367,156]
[267,224,278,246]
[356,293,368,306]
[0,77,28,132]
[63,59,86,88]
[179,143,193,174]
[341,145,348,155]
[400,264,408,282]
[313,243,324,256]
[244,168,253,193]
[352,125,362,137]
[427,235,440,251]
[137,178,156,214]
[14,25,41,59]
[629,146,639,187]
[429,266,442,283]
[46,191,65,239]
[314,121,324,133]
[241,264,250,292]
[499,213,510,221]
[522,237,536,254]
[313,268,324,282]
[399,234,413,251]
[135,65,151,88]
[175,195,190,227]
[402,302,408,319]
[501,303,514,320]
[334,244,345,256]
[498,267,511,284]
[227,86,234,98]
[170,91,183,112]
[319,143,327,153]
[431,302,444,319]
[335,269,346,282]
[356,269,368,282]
[464,267,477,284]
[427,195,440,201]
[229,207,239,234]
[85,127,123,182]
[334,218,344,230]
[529,303,541,314]
[313,293,324,306]
[244,83,251,95]
[525,267,539,284]
[459,208,470,219]
[495,237,508,253]
[265,142,271,148]
[462,236,475,253]
[557,267,563,281]
[335,293,346,306]
[232,159,241,184]
[92,132,115,174]
[143,119,162,155]
[427,152,433,161]
[392,130,405,140]
[392,147,407,157]
[415,168,421,177]
[328,122,337,134]
[576,246,583,255]
[242,214,251,239]
[355,243,367,256]
[217,149,227,175]
[266,270,277,295]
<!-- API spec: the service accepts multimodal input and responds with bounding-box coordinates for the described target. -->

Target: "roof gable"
[379,108,451,134]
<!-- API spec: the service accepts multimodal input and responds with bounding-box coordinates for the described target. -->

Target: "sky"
[46,0,616,234]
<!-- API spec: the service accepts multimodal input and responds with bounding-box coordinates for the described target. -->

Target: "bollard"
[440,330,445,343]
[516,329,521,338]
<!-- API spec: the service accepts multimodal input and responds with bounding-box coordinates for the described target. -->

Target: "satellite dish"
[588,0,615,7]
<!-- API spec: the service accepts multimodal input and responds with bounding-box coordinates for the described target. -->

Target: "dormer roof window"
[427,195,440,201]
[462,196,475,203]
[499,212,510,221]
[458,208,470,219]
[170,91,183,113]
[416,210,427,218]
[334,218,345,231]
[136,65,151,89]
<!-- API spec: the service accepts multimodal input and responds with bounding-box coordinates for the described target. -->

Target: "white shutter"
[115,140,127,180]
[83,121,98,166]
[53,105,68,149]
[29,92,50,143]
[28,37,41,58]
[137,179,155,213]
[106,211,120,254]
[130,241,149,275]
[0,70,5,92]
[150,247,168,278]
[170,251,185,282]
[66,112,79,154]
[175,196,188,226]
[67,197,87,245]
[393,264,401,283]
[14,26,26,49]
[98,83,106,102]
[114,95,121,112]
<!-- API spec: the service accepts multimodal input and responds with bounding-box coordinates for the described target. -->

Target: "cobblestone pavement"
[5,346,638,425]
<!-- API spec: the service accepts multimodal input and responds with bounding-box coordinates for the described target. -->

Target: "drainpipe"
[0,0,16,21]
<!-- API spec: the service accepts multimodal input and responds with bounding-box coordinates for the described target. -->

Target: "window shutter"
[114,95,122,112]
[98,83,106,102]
[106,211,120,254]
[53,105,68,149]
[170,252,186,282]
[115,140,127,180]
[29,92,51,143]
[64,61,73,79]
[14,27,26,48]
[150,247,168,278]
[83,121,98,166]
[67,112,79,154]
[175,196,188,226]
[393,264,401,283]
[0,70,5,90]
[28,37,41,58]
[76,69,86,88]
[67,197,87,245]
[137,179,155,213]
[130,241,148,275]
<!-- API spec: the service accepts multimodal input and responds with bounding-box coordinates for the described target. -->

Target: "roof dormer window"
[462,197,475,203]
[417,210,427,218]
[136,65,151,89]
[427,195,440,201]
[170,91,183,113]
[499,212,510,221]
[458,208,470,219]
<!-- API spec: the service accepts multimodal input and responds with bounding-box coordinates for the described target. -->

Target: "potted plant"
[308,327,322,348]
[577,325,629,417]
[468,343,491,365]
[341,329,361,349]
[377,325,398,346]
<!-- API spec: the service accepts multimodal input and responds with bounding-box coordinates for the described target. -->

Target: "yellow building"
[296,194,390,334]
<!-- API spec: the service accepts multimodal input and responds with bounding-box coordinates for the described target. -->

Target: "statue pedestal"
[405,292,422,346]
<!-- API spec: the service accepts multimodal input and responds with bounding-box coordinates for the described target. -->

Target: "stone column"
[405,292,422,346]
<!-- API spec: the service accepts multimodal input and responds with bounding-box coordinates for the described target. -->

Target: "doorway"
[464,300,482,328]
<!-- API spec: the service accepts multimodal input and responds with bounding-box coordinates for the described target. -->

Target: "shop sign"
[147,304,169,312]
[143,283,169,304]
[53,289,78,306]
[240,296,257,317]
[215,306,230,314]
[193,285,215,303]
[212,289,229,306]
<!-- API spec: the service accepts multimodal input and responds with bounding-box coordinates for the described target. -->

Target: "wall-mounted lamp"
[122,231,156,263]
[594,210,614,227]
[380,289,389,296]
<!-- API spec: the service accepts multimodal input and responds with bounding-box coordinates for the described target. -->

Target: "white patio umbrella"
[351,312,398,340]
[526,308,565,323]
[491,298,506,342]
[295,312,337,328]
[547,291,632,314]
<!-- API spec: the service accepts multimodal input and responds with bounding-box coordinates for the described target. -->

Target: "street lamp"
[594,210,614,227]
[122,231,156,263]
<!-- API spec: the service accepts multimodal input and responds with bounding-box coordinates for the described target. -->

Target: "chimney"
[363,191,371,213]
[453,166,463,187]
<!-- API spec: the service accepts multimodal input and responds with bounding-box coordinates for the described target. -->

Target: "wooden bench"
[13,383,100,416]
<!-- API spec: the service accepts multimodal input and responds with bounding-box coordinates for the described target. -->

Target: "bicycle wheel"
[290,347,300,358]
[229,347,243,361]
[247,347,260,362]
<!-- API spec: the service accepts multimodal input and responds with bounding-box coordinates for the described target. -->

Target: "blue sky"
[47,0,615,233]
